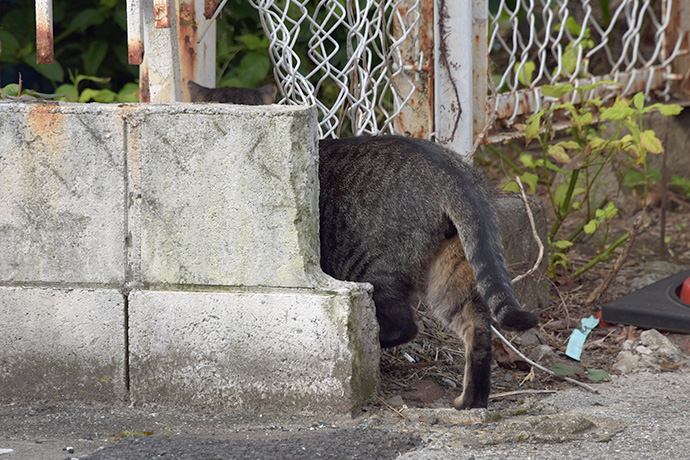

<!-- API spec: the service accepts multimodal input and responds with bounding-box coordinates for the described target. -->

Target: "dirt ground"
[374,148,690,414]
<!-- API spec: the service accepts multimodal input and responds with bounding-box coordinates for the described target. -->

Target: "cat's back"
[319,135,483,201]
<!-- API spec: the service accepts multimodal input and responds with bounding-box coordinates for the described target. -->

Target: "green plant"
[502,82,681,278]
[670,175,690,198]
[549,363,611,382]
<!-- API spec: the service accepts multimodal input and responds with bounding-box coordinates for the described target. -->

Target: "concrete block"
[0,286,127,402]
[0,104,126,284]
[496,194,550,311]
[128,282,379,415]
[127,104,321,288]
[0,102,380,415]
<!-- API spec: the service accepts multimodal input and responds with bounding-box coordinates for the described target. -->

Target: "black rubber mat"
[602,269,690,333]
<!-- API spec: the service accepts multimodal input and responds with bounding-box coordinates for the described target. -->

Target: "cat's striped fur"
[319,136,538,409]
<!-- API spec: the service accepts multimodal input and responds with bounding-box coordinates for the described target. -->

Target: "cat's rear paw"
[453,393,488,410]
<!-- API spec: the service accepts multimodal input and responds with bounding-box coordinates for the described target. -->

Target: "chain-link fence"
[249,0,421,138]
[488,0,687,131]
[249,0,688,141]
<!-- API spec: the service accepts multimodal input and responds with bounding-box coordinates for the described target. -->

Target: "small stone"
[401,380,446,404]
[517,329,544,347]
[386,395,404,408]
[640,329,685,364]
[527,344,555,365]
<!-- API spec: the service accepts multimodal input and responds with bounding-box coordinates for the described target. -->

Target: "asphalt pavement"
[1,370,689,459]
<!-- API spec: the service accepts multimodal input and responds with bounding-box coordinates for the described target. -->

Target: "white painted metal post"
[140,0,182,102]
[126,0,144,65]
[35,0,54,64]
[139,0,216,102]
[433,0,473,155]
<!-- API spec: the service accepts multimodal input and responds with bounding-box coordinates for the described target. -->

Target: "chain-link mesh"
[248,0,420,138]
[489,0,684,126]
[248,0,685,138]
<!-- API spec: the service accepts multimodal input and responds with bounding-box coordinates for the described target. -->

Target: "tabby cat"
[187,81,277,105]
[319,136,538,410]
[189,84,538,409]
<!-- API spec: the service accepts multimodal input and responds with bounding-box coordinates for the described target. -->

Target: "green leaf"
[565,17,582,35]
[67,9,105,34]
[525,110,543,144]
[552,240,574,249]
[554,183,569,208]
[550,363,583,376]
[623,168,646,187]
[645,102,682,116]
[82,41,109,76]
[587,368,612,382]
[519,153,537,169]
[557,140,580,150]
[598,202,619,219]
[79,88,116,103]
[639,130,664,154]
[542,84,575,98]
[117,82,140,102]
[600,106,635,121]
[238,34,269,51]
[583,219,599,234]
[547,144,571,164]
[23,53,64,82]
[0,30,21,60]
[54,83,79,101]
[1,83,20,97]
[520,172,539,193]
[514,60,536,87]
[633,92,644,111]
[502,180,520,193]
[580,111,593,126]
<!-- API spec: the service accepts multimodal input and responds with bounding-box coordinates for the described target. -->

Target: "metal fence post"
[392,0,435,139]
[138,0,216,102]
[434,0,473,155]
[668,0,690,96]
[472,0,488,145]
[35,0,54,64]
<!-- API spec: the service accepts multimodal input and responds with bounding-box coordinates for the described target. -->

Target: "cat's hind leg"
[373,291,419,348]
[424,238,493,409]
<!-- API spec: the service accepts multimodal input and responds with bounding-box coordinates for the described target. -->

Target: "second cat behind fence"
[187,81,277,105]
[190,85,538,410]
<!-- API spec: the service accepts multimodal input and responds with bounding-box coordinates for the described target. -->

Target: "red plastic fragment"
[595,310,615,328]
[680,276,690,304]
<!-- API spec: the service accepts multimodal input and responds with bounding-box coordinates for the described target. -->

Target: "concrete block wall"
[0,102,379,415]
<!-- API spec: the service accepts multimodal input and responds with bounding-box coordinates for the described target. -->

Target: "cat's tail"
[441,175,538,332]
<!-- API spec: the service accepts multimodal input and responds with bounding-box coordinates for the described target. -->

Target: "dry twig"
[491,325,599,394]
[585,210,646,304]
[511,176,544,284]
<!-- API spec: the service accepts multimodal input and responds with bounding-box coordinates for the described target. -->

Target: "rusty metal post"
[667,0,690,96]
[127,0,144,65]
[434,0,474,155]
[392,0,435,139]
[178,0,216,101]
[139,0,216,103]
[472,0,488,143]
[140,0,181,102]
[35,0,54,64]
